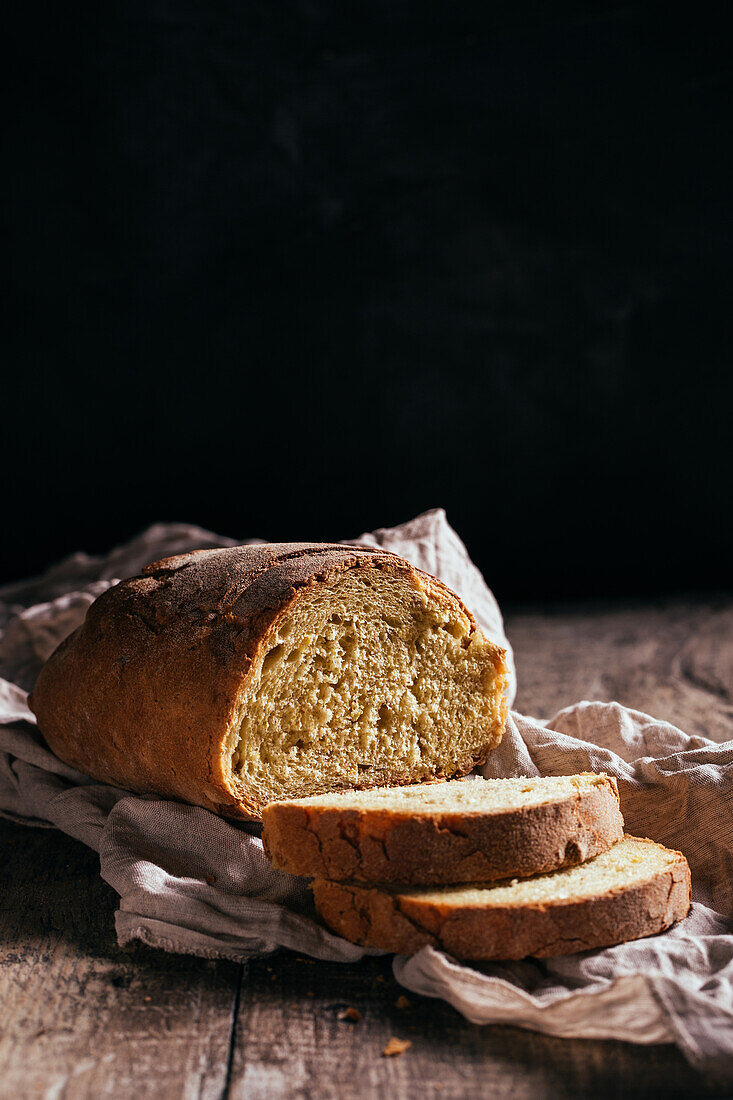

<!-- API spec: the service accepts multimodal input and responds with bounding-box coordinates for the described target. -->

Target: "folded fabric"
[1,511,731,1081]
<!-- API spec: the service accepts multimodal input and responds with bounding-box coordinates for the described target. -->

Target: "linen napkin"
[1,510,731,1081]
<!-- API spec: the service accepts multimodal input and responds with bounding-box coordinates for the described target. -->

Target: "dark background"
[5,2,732,602]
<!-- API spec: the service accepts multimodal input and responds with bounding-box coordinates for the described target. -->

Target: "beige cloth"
[0,511,731,1081]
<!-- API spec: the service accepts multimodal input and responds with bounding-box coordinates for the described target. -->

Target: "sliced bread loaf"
[262,773,624,885]
[312,836,691,959]
[30,544,508,820]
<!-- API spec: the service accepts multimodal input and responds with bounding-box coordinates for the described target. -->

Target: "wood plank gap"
[221,962,245,1100]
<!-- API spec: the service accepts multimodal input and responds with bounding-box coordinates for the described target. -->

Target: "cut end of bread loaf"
[226,566,508,810]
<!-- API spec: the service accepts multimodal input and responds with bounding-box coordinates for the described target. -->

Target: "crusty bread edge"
[263,775,624,884]
[311,837,692,960]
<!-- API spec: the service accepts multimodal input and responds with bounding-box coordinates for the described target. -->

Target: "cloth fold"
[1,511,731,1080]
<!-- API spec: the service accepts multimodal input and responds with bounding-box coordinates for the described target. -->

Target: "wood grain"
[1,595,730,1098]
[227,954,716,1100]
[508,595,733,742]
[0,820,238,1099]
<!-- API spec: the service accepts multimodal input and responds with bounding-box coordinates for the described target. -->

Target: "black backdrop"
[5,3,732,601]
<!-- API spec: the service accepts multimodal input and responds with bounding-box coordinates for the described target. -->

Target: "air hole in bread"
[261,644,284,677]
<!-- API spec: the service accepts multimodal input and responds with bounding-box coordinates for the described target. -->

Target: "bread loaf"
[312,836,692,959]
[30,543,509,820]
[263,773,624,885]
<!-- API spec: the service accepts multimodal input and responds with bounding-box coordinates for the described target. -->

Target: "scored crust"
[29,543,508,821]
[311,836,692,960]
[262,774,625,885]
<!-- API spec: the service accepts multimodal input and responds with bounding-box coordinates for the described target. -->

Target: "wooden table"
[1,595,730,1099]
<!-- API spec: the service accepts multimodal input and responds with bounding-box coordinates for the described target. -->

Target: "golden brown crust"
[311,838,692,959]
[262,776,624,885]
[29,543,507,821]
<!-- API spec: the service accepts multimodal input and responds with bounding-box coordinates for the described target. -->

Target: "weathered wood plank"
[0,819,239,1099]
[227,953,717,1099]
[507,595,733,741]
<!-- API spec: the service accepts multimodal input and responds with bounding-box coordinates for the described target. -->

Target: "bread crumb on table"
[382,1038,412,1057]
[338,1007,362,1023]
[395,995,411,1010]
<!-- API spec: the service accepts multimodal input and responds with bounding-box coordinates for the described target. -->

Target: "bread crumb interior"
[278,773,609,814]
[405,837,673,907]
[228,569,506,803]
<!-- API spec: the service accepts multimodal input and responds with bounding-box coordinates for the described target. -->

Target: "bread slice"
[29,543,509,820]
[312,836,691,959]
[263,773,624,885]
